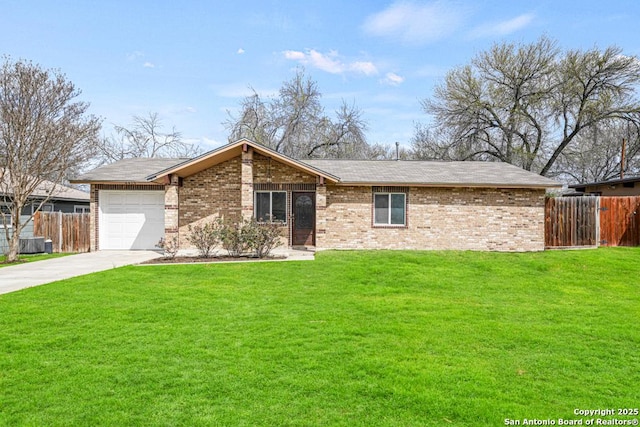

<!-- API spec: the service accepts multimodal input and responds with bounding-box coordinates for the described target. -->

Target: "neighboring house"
[0,174,90,253]
[72,139,560,253]
[568,176,640,196]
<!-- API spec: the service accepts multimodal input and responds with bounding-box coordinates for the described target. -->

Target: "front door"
[292,192,315,246]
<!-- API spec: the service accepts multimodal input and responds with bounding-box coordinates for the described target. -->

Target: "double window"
[374,193,406,226]
[74,205,90,214]
[255,191,286,223]
[31,202,53,214]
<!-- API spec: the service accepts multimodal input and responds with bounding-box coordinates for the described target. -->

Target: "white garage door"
[99,190,165,250]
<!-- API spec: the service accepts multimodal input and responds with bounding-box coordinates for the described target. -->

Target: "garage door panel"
[99,190,165,250]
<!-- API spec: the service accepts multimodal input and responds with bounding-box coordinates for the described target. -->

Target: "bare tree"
[225,69,369,159]
[419,37,640,177]
[98,112,202,163]
[555,118,640,183]
[0,58,101,262]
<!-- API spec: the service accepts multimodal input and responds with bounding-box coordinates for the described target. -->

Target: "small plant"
[219,221,248,257]
[252,219,282,258]
[218,218,282,258]
[156,236,179,259]
[186,221,221,257]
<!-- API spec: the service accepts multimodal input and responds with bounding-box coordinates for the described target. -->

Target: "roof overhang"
[335,181,561,189]
[146,139,340,184]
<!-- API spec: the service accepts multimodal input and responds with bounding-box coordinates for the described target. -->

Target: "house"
[0,172,91,253]
[568,176,640,196]
[72,139,560,252]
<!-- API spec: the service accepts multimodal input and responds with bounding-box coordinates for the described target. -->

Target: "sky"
[1,0,640,153]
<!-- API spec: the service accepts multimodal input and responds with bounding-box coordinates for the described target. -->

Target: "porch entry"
[292,192,315,246]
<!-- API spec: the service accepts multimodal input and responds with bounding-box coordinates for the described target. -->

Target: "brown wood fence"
[599,196,640,247]
[545,196,599,247]
[33,211,91,253]
[545,196,640,248]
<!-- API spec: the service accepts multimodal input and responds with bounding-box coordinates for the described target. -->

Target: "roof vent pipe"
[395,142,399,161]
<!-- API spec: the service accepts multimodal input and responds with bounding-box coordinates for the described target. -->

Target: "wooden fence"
[545,196,640,248]
[33,211,91,253]
[599,196,640,246]
[545,196,599,247]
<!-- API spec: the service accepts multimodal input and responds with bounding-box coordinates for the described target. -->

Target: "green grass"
[0,252,71,267]
[1,249,639,426]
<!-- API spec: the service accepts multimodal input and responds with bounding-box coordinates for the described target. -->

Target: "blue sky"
[2,0,640,152]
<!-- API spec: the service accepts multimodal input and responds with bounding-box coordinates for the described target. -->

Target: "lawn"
[0,252,71,267]
[0,249,638,426]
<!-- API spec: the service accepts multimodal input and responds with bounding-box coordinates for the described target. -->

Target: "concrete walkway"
[0,251,163,295]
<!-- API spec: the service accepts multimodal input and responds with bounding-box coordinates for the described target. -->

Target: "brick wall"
[178,156,242,246]
[253,153,316,184]
[319,185,546,252]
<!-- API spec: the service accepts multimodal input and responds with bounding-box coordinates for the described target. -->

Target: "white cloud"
[350,61,378,76]
[126,51,144,61]
[381,72,405,86]
[283,50,306,60]
[362,1,467,44]
[237,48,245,54]
[283,49,378,76]
[143,62,155,68]
[468,13,535,38]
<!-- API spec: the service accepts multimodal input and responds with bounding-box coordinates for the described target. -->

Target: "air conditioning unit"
[19,237,45,254]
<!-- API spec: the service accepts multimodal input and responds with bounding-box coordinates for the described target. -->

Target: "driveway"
[0,251,162,295]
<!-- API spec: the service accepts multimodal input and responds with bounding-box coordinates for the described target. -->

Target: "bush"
[187,220,221,257]
[219,221,248,257]
[219,218,282,258]
[156,236,179,259]
[247,219,282,258]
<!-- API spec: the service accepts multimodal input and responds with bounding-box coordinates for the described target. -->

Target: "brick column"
[90,186,98,251]
[315,182,327,249]
[241,146,254,220]
[164,175,180,248]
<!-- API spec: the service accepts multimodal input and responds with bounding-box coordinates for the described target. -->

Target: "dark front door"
[292,192,315,246]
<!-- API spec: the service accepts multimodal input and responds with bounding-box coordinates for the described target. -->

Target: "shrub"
[248,219,282,258]
[219,221,248,257]
[219,218,282,258]
[156,236,179,259]
[187,220,221,257]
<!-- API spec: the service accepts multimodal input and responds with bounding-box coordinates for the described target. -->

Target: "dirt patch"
[141,254,287,265]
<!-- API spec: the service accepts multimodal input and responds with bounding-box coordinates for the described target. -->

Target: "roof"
[1,170,89,202]
[72,140,560,189]
[146,139,340,183]
[568,175,640,189]
[303,159,559,188]
[72,157,187,183]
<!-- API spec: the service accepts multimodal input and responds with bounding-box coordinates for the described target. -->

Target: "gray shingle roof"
[72,158,187,183]
[73,155,559,188]
[1,170,89,201]
[303,160,559,188]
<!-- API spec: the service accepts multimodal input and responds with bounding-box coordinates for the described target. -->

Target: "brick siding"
[319,185,546,252]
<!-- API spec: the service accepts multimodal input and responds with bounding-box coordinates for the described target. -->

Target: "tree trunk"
[5,227,20,262]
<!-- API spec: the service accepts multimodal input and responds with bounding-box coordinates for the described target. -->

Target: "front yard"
[0,249,638,426]
[0,252,70,267]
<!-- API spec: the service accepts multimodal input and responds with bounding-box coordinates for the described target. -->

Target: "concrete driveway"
[0,251,162,295]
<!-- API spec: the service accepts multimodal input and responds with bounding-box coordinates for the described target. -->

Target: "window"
[31,202,54,214]
[74,205,90,213]
[0,203,11,228]
[374,193,406,226]
[255,191,286,222]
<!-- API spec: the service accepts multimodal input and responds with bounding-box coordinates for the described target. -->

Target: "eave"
[146,139,340,184]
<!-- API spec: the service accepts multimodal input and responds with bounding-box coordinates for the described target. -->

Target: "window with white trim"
[0,203,12,228]
[255,191,287,223]
[31,202,54,214]
[74,205,90,213]
[374,193,406,226]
